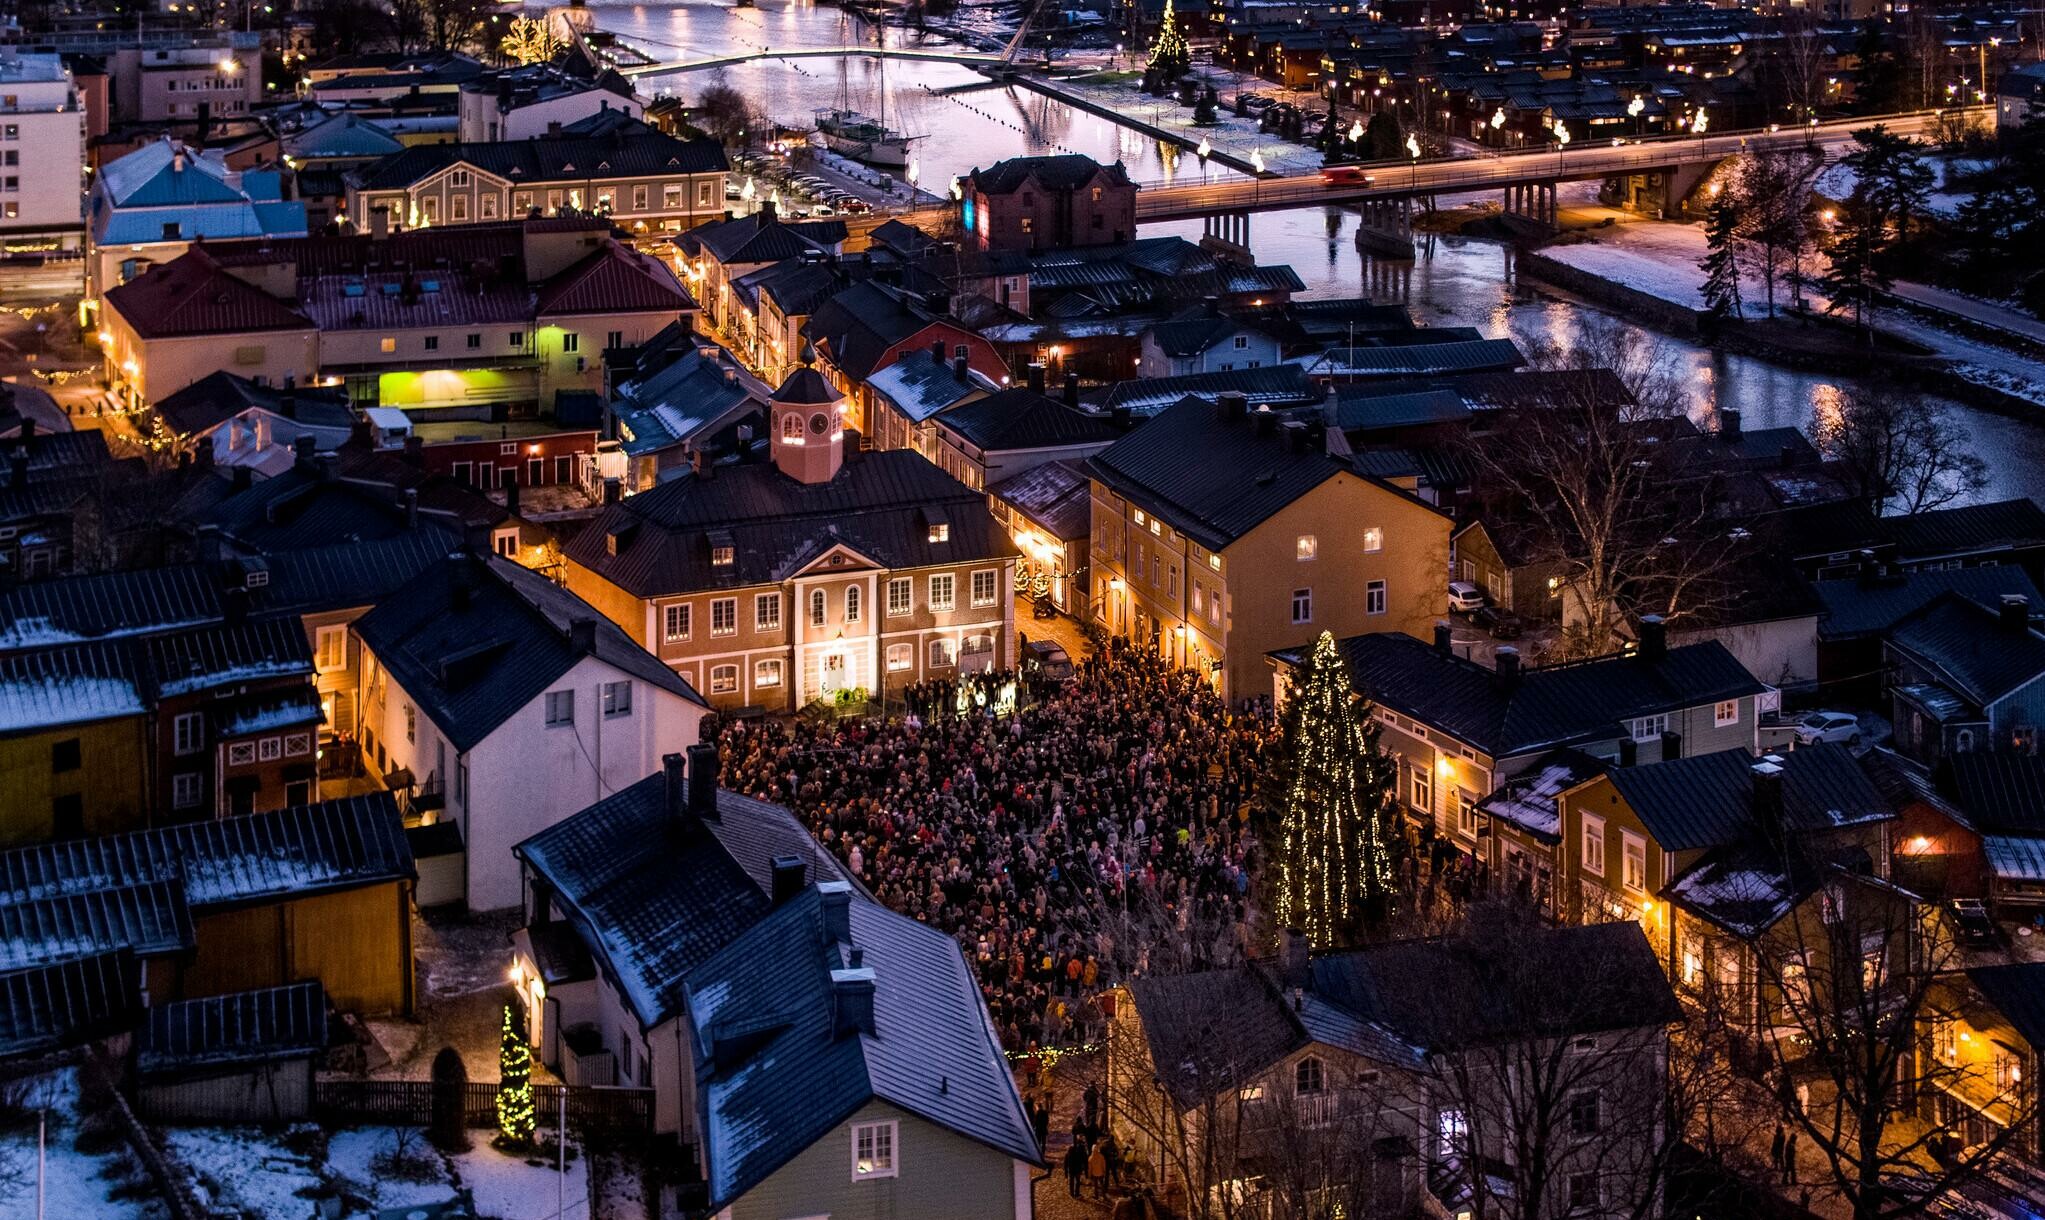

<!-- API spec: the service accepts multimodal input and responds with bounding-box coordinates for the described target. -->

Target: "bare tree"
[1465,322,1750,657]
[692,78,759,149]
[1736,145,1822,319]
[1751,870,2039,1220]
[1810,383,1988,515]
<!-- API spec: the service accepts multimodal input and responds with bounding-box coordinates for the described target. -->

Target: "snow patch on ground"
[325,1126,453,1212]
[0,1068,158,1218]
[448,1138,588,1220]
[1033,66,1330,177]
[1814,158,1972,219]
[162,1125,325,1218]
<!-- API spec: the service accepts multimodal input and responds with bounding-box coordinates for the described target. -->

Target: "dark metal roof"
[515,775,847,1029]
[1126,966,1309,1109]
[1086,363,1321,416]
[1604,743,1890,853]
[935,390,1122,453]
[0,878,195,970]
[1276,631,1766,759]
[968,154,1131,195]
[768,367,839,406]
[1087,395,1349,552]
[990,459,1092,541]
[103,247,313,340]
[1815,567,2045,641]
[1948,753,2045,835]
[1332,387,1470,432]
[0,949,140,1060]
[1888,594,2045,707]
[676,212,845,266]
[807,282,945,384]
[137,980,327,1075]
[353,551,701,753]
[564,449,1013,598]
[687,888,1041,1209]
[535,242,694,317]
[143,617,312,698]
[352,130,726,192]
[1874,498,2045,560]
[152,371,354,439]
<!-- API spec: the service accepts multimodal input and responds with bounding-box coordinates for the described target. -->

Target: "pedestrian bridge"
[621,45,1003,78]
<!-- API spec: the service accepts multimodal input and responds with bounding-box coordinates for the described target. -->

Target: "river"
[594,0,2045,504]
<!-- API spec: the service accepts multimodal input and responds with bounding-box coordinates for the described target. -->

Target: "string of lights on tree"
[1275,631,1397,948]
[497,1005,536,1147]
[1147,0,1190,83]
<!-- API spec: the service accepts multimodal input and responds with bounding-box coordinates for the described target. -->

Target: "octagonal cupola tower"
[768,365,845,485]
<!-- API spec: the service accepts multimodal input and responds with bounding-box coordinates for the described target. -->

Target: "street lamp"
[1554,119,1570,170]
[1196,137,1211,160]
[1691,107,1709,136]
[1251,148,1266,174]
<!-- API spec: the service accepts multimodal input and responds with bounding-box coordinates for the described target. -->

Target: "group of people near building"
[717,643,1272,1052]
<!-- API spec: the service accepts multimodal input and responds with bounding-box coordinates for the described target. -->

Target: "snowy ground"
[1812,154,1979,220]
[1030,64,1331,177]
[0,1067,161,1218]
[161,1121,589,1220]
[1537,219,2045,410]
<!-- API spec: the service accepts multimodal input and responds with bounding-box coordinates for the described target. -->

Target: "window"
[1296,534,1317,561]
[172,772,203,810]
[1622,832,1647,893]
[888,578,912,617]
[448,196,466,222]
[928,522,950,543]
[852,1120,897,1179]
[601,681,632,718]
[1630,714,1667,742]
[1362,526,1383,553]
[930,638,956,668]
[711,598,737,636]
[663,183,683,209]
[709,664,738,695]
[781,413,805,442]
[1233,334,1250,350]
[1582,812,1606,876]
[929,574,956,612]
[315,625,346,672]
[561,332,580,353]
[1714,699,1740,727]
[449,169,470,187]
[1437,1109,1466,1158]
[757,593,783,632]
[467,332,482,350]
[1570,1092,1601,1135]
[173,712,203,756]
[663,603,691,642]
[711,545,735,567]
[632,185,648,210]
[509,332,525,349]
[1366,579,1387,616]
[971,569,999,608]
[1295,1057,1324,1094]
[544,690,574,727]
[259,737,283,763]
[1457,790,1479,837]
[809,589,827,626]
[1412,766,1432,814]
[1569,1174,1600,1210]
[51,738,81,773]
[887,643,913,672]
[845,585,862,623]
[754,659,784,688]
[379,337,396,353]
[1291,587,1312,624]
[404,702,416,744]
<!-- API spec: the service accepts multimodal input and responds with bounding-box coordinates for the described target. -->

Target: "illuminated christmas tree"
[501,15,565,67]
[496,1006,536,1147]
[1147,0,1190,85]
[1274,631,1398,947]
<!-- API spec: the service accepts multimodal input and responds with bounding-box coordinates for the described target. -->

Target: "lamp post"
[1627,93,1644,138]
[1406,132,1420,188]
[1554,119,1570,172]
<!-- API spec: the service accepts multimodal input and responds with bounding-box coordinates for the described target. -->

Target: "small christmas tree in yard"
[496,1005,536,1148]
[1699,198,1744,321]
[1147,0,1190,87]
[1273,631,1399,947]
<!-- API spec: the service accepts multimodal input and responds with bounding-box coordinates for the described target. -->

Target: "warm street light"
[1691,108,1709,134]
[1348,119,1364,142]
[1490,107,1506,129]
[1196,137,1211,159]
[1627,95,1645,117]
[1251,148,1266,173]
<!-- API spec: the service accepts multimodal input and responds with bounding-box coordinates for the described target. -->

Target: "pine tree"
[496,1005,536,1147]
[1699,199,1744,321]
[1147,0,1190,85]
[1274,631,1398,948]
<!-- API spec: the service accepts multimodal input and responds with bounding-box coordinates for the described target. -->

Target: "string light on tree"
[1147,0,1190,82]
[1273,631,1398,948]
[496,1005,536,1147]
[502,15,565,67]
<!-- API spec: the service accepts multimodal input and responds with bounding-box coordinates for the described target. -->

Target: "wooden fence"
[313,1078,655,1134]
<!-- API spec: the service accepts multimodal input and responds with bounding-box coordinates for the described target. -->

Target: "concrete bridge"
[621,45,1003,78]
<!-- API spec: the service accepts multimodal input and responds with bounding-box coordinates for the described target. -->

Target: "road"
[622,45,1001,79]
[1132,109,1981,222]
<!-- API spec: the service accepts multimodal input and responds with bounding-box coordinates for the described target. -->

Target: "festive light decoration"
[1147,0,1190,82]
[496,1006,536,1146]
[1274,632,1397,948]
[501,16,565,67]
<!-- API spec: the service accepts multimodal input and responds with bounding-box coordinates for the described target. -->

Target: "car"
[838,198,873,214]
[1320,165,1375,187]
[1448,581,1486,613]
[1239,93,1274,111]
[1950,898,2000,948]
[1023,639,1074,682]
[1794,710,1861,746]
[1474,606,1523,639]
[1303,110,1329,126]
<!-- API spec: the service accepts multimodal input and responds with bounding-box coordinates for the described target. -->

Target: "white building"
[0,53,85,257]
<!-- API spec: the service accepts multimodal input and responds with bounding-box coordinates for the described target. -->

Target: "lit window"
[709,665,738,695]
[379,337,396,353]
[314,625,346,672]
[1582,813,1606,876]
[754,659,783,688]
[930,638,956,668]
[1622,832,1646,893]
[711,546,735,567]
[928,523,950,543]
[971,569,998,607]
[887,578,912,617]
[1714,699,1739,727]
[886,643,912,672]
[929,574,956,613]
[852,1120,898,1179]
[1363,526,1383,553]
[757,593,783,632]
[663,603,691,642]
[710,598,737,637]
[543,690,574,726]
[1296,534,1317,561]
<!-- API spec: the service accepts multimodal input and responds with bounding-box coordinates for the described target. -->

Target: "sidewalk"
[1888,280,2045,346]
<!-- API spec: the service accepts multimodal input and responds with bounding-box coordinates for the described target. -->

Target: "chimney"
[1109,404,1132,430]
[232,465,254,490]
[831,966,877,1039]
[1660,729,1682,760]
[1718,407,1741,441]
[1026,362,1046,394]
[687,740,720,819]
[771,855,807,906]
[404,487,419,529]
[504,473,521,517]
[1494,645,1520,688]
[7,447,25,488]
[1278,925,1310,987]
[1283,420,1311,452]
[953,354,969,383]
[1434,620,1452,655]
[1617,736,1637,766]
[603,476,621,505]
[1219,392,1248,423]
[402,434,425,467]
[293,433,317,471]
[931,338,945,364]
[370,206,390,240]
[546,120,562,136]
[569,616,596,654]
[448,552,476,608]
[2002,594,2031,632]
[663,752,688,826]
[1637,614,1667,663]
[1063,370,1080,407]
[1780,443,1799,469]
[1751,759,1785,840]
[820,880,853,944]
[222,585,249,622]
[17,418,32,441]
[758,198,776,222]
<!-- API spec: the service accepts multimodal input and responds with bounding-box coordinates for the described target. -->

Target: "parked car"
[1949,898,2000,948]
[1474,606,1523,639]
[1793,710,1862,746]
[1023,639,1075,683]
[1448,581,1487,613]
[1238,93,1274,111]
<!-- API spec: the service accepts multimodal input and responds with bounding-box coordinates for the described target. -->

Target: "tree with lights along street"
[1146,0,1190,89]
[496,1005,535,1148]
[1271,631,1399,948]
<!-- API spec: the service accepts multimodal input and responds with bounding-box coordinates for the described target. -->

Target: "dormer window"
[928,523,949,543]
[711,545,734,566]
[781,413,805,444]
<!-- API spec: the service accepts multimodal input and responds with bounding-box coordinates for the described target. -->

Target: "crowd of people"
[717,642,1273,1054]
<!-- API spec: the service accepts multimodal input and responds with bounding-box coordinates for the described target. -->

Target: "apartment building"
[564,367,1017,713]
[0,54,85,256]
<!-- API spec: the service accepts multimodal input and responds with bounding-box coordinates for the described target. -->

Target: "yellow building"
[1086,392,1451,700]
[0,641,152,846]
